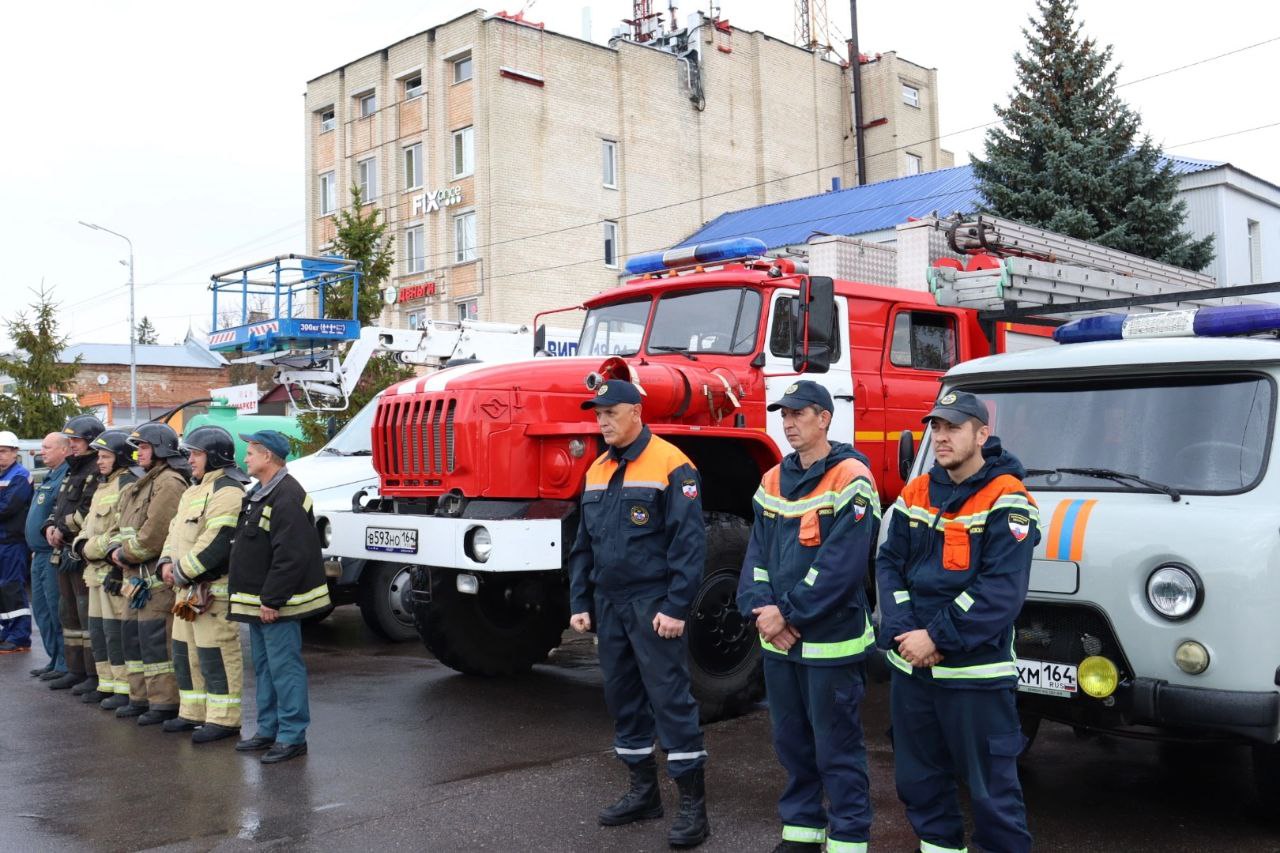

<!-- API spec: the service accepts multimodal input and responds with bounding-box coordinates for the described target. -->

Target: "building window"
[319,108,335,133]
[358,91,377,118]
[357,157,378,203]
[319,171,336,215]
[405,225,426,274]
[905,153,922,176]
[602,139,618,189]
[457,299,479,321]
[454,211,476,263]
[403,75,423,100]
[452,126,474,178]
[404,144,422,190]
[453,55,473,84]
[902,84,920,108]
[407,310,424,330]
[1248,219,1263,283]
[603,221,619,268]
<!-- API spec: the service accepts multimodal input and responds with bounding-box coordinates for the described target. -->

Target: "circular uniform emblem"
[940,392,957,405]
[630,505,650,526]
[597,383,609,397]
[786,383,799,394]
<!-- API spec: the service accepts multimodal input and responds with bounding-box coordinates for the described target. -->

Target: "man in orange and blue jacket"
[737,380,880,853]
[876,390,1039,853]
[569,379,710,849]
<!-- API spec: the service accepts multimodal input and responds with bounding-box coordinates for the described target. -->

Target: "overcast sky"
[3,0,1277,349]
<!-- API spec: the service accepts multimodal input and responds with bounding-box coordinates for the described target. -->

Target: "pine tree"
[135,315,159,345]
[972,0,1213,271]
[0,286,84,436]
[295,185,411,454]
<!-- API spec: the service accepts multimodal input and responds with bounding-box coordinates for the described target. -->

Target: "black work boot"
[48,672,87,690]
[71,677,99,696]
[667,768,709,849]
[99,694,129,711]
[137,708,178,726]
[769,842,822,853]
[598,758,663,826]
[115,702,149,719]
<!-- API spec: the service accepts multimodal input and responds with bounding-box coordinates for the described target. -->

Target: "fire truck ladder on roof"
[923,214,1239,314]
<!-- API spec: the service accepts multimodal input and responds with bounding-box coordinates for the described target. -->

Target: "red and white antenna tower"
[795,0,835,54]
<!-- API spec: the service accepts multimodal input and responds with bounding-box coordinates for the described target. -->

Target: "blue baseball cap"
[238,430,292,461]
[767,380,834,414]
[923,391,989,426]
[581,381,643,410]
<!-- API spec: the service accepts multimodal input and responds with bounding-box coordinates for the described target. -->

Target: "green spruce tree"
[295,185,412,454]
[135,315,159,344]
[972,0,1213,270]
[0,285,84,436]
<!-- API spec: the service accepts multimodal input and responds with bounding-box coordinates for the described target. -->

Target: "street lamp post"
[79,221,136,425]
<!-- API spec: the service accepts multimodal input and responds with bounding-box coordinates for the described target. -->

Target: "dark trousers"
[595,594,706,778]
[248,620,311,745]
[0,542,32,646]
[30,550,64,669]
[56,565,91,675]
[890,673,1031,853]
[764,657,871,847]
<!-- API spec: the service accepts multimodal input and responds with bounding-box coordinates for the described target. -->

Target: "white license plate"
[366,526,418,555]
[1016,658,1078,698]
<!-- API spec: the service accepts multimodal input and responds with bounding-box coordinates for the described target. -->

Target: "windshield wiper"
[649,345,698,361]
[317,447,342,456]
[345,449,372,456]
[1025,467,1181,502]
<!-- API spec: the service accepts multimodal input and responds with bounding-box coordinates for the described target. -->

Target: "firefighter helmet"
[180,426,237,470]
[62,414,105,443]
[127,423,184,460]
[90,430,135,470]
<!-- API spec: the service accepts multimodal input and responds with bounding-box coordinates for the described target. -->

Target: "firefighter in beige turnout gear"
[157,426,248,742]
[106,423,189,725]
[73,431,139,707]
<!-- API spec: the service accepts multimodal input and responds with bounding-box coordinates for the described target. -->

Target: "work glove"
[59,546,84,576]
[125,576,151,610]
[104,565,124,596]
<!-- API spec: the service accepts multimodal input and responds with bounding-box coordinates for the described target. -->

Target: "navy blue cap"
[923,391,989,426]
[767,380,834,413]
[581,381,643,410]
[238,430,291,461]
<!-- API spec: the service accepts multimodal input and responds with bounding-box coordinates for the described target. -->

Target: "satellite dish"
[382,286,399,306]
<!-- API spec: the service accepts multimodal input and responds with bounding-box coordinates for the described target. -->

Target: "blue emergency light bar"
[1055,305,1280,344]
[624,237,769,276]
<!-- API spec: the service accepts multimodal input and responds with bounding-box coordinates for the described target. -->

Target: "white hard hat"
[0,430,18,448]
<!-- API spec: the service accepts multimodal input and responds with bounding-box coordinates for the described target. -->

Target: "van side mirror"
[791,275,835,374]
[898,430,916,481]
[533,324,547,356]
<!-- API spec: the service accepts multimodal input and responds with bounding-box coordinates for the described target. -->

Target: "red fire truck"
[316,235,1038,719]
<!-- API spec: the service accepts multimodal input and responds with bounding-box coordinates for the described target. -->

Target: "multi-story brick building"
[304,8,950,328]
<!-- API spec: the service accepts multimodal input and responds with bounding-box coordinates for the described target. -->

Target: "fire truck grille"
[1015,602,1133,680]
[381,394,457,477]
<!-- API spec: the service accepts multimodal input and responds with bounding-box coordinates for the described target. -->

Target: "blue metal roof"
[677,156,1225,251]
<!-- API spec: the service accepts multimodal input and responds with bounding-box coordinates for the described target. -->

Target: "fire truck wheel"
[687,513,761,723]
[416,569,568,676]
[358,562,419,642]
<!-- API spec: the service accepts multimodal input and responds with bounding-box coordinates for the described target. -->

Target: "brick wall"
[71,364,232,412]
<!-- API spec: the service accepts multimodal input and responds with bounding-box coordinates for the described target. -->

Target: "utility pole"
[848,0,867,185]
[79,221,137,424]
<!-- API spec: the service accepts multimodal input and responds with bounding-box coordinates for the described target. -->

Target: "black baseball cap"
[767,380,834,413]
[923,391,989,426]
[581,381,643,410]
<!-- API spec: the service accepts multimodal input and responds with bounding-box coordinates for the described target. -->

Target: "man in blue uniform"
[568,380,710,849]
[0,431,35,653]
[737,381,880,853]
[876,391,1039,853]
[26,432,71,676]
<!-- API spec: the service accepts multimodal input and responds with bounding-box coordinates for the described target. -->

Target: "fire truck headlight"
[465,526,492,563]
[1078,656,1119,698]
[1175,641,1210,674]
[1146,564,1203,621]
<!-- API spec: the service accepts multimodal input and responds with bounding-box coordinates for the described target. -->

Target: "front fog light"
[1078,656,1119,698]
[1175,641,1210,674]
[456,573,479,595]
[465,525,492,563]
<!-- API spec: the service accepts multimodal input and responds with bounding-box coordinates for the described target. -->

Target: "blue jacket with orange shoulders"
[875,437,1039,689]
[737,442,880,667]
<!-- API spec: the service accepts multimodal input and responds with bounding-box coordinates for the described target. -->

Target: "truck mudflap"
[317,503,574,573]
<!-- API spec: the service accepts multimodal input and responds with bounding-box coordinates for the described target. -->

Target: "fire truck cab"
[318,238,1009,718]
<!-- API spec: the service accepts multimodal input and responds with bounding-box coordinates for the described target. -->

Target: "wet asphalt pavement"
[2,608,1278,852]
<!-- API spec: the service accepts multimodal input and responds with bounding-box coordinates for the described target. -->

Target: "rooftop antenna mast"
[795,0,835,54]
[624,0,665,43]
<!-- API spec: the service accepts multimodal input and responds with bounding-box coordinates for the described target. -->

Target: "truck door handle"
[834,394,855,401]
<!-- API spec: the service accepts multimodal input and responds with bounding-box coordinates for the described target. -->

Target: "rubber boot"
[99,694,129,711]
[71,677,99,696]
[137,708,178,726]
[48,672,87,691]
[667,768,709,849]
[598,757,663,826]
[115,702,149,719]
[81,690,111,704]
